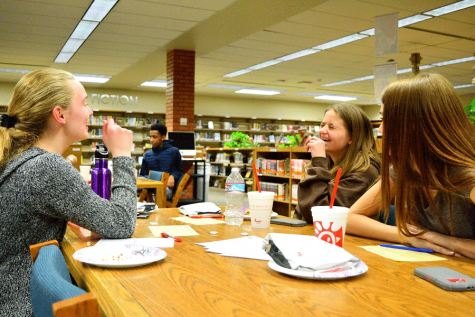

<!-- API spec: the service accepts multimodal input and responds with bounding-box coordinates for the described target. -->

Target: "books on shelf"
[291,184,298,202]
[256,157,289,175]
[291,159,310,178]
[260,182,287,200]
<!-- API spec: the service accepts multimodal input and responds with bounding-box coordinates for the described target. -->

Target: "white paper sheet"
[171,216,226,225]
[148,225,199,237]
[95,238,174,248]
[197,236,271,261]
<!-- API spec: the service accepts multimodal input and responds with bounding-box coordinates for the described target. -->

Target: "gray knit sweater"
[0,147,137,316]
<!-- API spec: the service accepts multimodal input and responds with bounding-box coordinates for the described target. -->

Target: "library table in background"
[136,177,165,207]
[61,208,475,317]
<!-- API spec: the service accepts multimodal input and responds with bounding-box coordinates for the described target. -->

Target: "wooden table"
[62,209,475,317]
[136,177,165,207]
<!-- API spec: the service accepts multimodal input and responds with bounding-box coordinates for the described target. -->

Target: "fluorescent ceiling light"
[70,21,99,40]
[248,60,282,70]
[223,69,253,77]
[62,39,85,53]
[73,73,111,83]
[454,84,474,89]
[424,0,475,16]
[54,52,75,63]
[141,80,167,87]
[352,75,374,82]
[55,0,116,64]
[396,68,413,74]
[206,84,247,90]
[0,68,32,74]
[431,56,475,67]
[315,95,357,101]
[398,14,432,27]
[235,89,281,95]
[359,28,375,36]
[276,49,319,62]
[313,34,368,50]
[83,0,119,22]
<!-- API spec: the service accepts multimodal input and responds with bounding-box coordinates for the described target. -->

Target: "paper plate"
[73,245,167,268]
[243,212,278,220]
[268,258,368,280]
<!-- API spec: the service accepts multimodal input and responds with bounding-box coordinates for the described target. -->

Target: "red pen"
[189,215,224,218]
[161,232,182,242]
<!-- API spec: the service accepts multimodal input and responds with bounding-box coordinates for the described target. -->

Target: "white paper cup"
[311,206,350,247]
[248,191,274,228]
[79,165,91,181]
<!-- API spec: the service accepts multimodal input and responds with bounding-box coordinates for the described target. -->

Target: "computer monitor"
[167,132,196,157]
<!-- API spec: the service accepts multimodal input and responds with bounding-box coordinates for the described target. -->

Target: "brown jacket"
[294,156,380,224]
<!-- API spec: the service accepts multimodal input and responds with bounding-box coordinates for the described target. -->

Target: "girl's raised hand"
[102,119,133,157]
[305,136,326,158]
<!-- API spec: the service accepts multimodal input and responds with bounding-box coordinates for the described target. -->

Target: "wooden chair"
[29,240,100,317]
[166,173,190,208]
[138,171,170,203]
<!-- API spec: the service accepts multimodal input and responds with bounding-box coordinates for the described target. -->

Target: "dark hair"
[151,123,167,137]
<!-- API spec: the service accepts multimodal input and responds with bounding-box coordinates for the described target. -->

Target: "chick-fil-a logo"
[314,221,344,247]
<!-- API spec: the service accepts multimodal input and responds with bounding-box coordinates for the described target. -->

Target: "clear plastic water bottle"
[91,143,111,200]
[225,167,245,225]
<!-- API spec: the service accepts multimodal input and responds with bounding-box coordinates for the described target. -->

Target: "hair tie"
[1,114,18,129]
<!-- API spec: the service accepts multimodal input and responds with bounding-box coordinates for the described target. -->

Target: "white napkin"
[178,202,222,216]
[263,233,356,271]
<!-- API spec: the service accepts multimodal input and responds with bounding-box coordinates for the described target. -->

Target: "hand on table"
[402,224,457,256]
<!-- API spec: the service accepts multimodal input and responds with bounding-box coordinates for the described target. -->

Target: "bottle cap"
[231,167,240,172]
[95,143,109,159]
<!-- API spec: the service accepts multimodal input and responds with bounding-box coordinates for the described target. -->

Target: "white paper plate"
[268,259,368,280]
[73,245,167,268]
[243,212,278,220]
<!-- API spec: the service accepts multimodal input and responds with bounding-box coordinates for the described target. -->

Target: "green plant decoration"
[223,131,259,148]
[464,98,475,125]
[278,134,300,147]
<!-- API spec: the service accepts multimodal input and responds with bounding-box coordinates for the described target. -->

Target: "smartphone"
[270,218,307,227]
[414,267,475,291]
[137,213,150,219]
[143,203,155,212]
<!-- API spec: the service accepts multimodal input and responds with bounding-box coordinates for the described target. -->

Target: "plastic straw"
[252,161,261,193]
[329,167,342,209]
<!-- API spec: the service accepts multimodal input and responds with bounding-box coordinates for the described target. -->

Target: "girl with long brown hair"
[347,73,475,259]
[294,103,381,223]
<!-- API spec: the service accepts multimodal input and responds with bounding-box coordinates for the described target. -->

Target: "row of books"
[255,158,310,178]
[290,159,310,178]
[291,184,298,202]
[255,158,288,175]
[195,121,318,132]
[259,182,288,200]
[195,132,221,141]
[88,116,161,126]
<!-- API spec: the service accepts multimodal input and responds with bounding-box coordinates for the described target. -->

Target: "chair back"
[30,240,100,317]
[167,173,190,208]
[138,171,170,203]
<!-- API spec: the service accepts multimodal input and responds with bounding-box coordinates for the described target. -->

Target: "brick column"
[166,50,195,200]
[166,50,195,132]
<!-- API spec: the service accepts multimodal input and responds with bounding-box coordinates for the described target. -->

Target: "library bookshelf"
[82,110,164,168]
[205,147,255,189]
[195,114,321,148]
[252,147,311,217]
